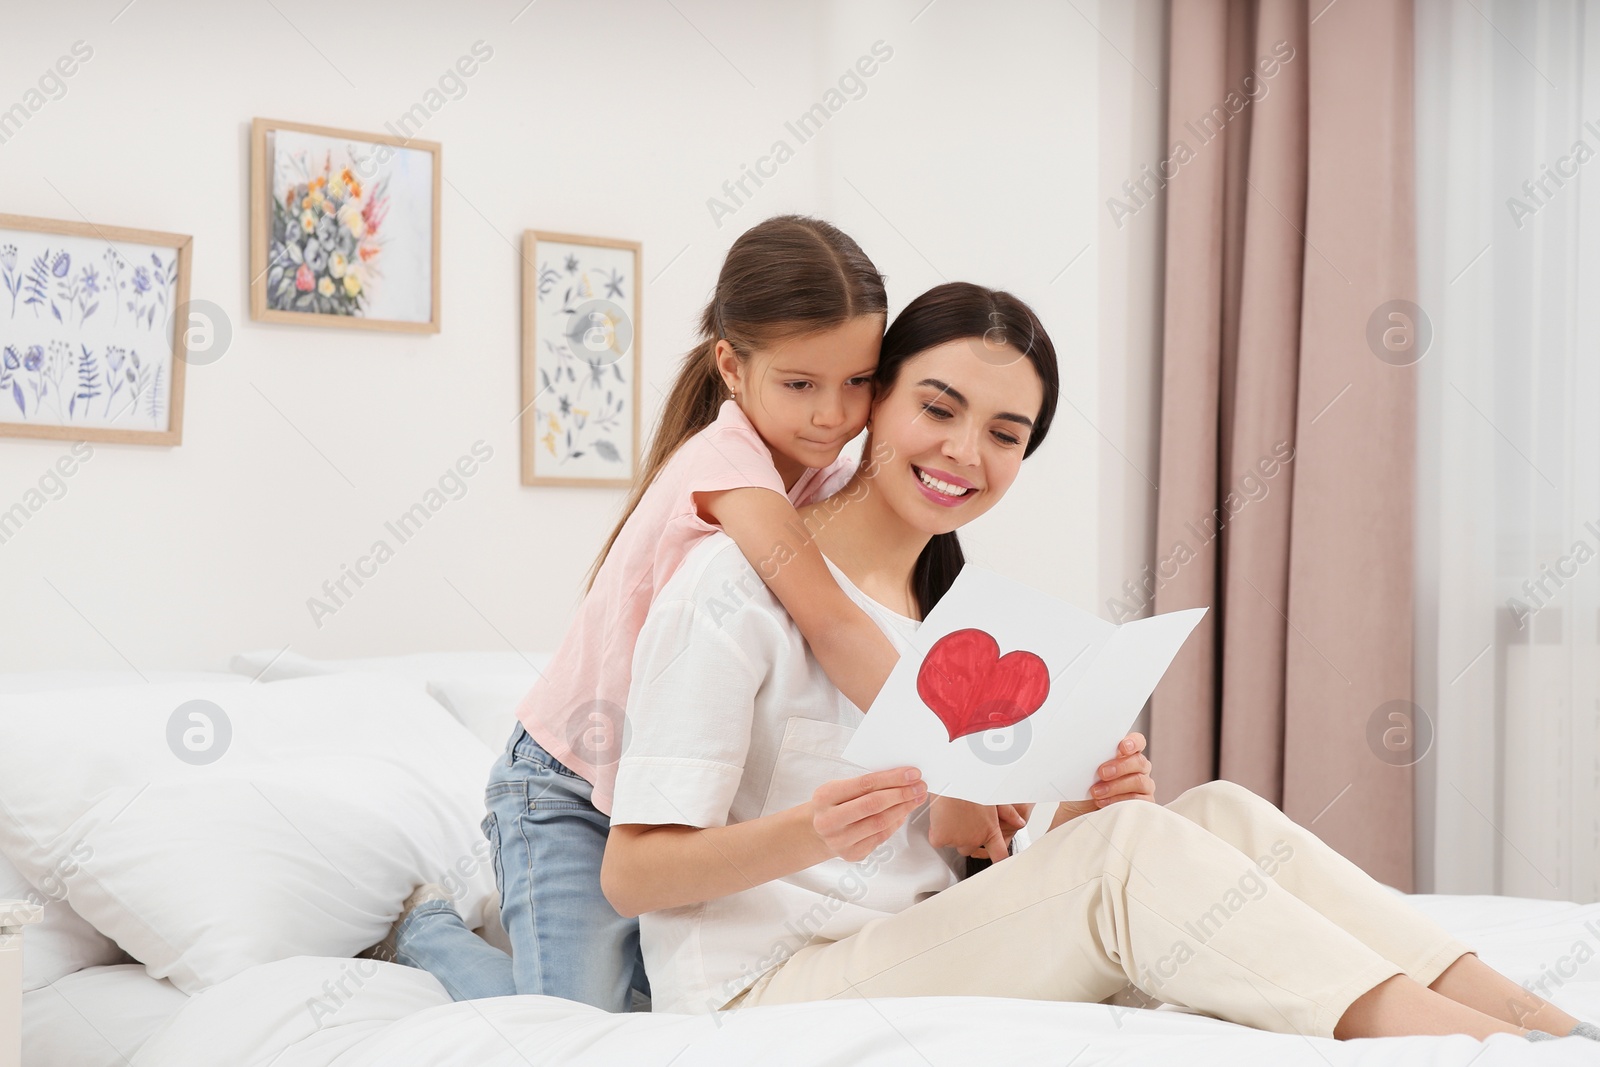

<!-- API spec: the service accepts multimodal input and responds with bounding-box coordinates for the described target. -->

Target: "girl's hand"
[1050,733,1154,830]
[811,768,928,862]
[929,796,1018,862]
[985,803,1034,859]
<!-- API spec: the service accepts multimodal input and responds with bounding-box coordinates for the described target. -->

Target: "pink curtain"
[1150,0,1419,889]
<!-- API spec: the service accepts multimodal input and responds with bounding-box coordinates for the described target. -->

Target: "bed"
[4,655,1598,1066]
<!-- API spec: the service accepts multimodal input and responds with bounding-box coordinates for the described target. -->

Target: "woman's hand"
[1050,733,1154,831]
[811,767,928,862]
[1091,732,1153,805]
[928,796,1032,862]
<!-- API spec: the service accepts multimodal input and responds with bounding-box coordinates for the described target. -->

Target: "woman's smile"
[911,463,978,507]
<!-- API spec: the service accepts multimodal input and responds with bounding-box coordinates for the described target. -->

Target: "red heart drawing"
[916,628,1051,742]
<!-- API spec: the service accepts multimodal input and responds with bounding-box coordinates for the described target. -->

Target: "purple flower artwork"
[1,223,178,435]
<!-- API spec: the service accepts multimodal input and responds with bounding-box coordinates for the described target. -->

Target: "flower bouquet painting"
[520,231,641,488]
[271,162,384,316]
[250,119,440,332]
[0,213,190,445]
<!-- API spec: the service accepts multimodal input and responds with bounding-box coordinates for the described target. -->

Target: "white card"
[842,567,1206,804]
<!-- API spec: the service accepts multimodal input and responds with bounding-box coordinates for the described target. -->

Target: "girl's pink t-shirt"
[515,399,855,816]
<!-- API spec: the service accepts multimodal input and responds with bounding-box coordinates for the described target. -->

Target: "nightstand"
[0,900,42,1067]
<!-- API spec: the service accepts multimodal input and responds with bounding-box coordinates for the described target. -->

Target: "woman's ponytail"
[911,533,966,619]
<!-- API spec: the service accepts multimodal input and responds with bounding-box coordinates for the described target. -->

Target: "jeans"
[392,722,649,1011]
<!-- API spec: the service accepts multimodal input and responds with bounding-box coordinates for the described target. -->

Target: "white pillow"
[0,670,246,694]
[0,674,498,994]
[0,851,123,991]
[229,649,546,749]
[425,674,533,750]
[0,670,244,989]
[229,649,548,685]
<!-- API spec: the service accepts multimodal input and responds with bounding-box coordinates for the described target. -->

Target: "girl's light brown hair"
[585,215,886,589]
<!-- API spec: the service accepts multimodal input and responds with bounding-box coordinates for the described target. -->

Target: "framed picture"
[521,230,642,488]
[0,213,191,445]
[250,117,440,333]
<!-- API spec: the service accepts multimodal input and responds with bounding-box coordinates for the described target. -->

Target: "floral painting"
[0,215,188,443]
[521,232,641,487]
[268,157,386,316]
[251,120,439,332]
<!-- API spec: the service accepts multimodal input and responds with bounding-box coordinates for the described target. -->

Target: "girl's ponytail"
[643,335,724,483]
[585,215,886,589]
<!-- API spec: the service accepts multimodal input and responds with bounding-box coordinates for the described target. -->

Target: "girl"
[387,216,1017,1009]
[600,282,1591,1042]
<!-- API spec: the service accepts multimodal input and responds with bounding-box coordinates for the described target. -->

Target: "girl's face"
[717,314,883,486]
[864,339,1046,536]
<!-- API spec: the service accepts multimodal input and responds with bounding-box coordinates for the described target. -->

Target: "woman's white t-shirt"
[610,533,963,1015]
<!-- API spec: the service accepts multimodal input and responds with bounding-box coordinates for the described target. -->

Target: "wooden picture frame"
[249,117,441,333]
[520,230,642,488]
[0,212,191,446]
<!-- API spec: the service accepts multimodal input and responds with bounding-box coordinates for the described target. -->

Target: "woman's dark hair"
[586,215,886,589]
[872,282,1060,617]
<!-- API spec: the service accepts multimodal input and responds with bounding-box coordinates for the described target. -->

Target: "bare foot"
[1428,952,1580,1036]
[1335,974,1528,1040]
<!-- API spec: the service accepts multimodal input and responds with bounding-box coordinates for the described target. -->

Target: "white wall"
[814,2,1101,607]
[0,0,1131,672]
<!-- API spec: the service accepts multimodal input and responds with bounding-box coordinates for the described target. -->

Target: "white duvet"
[12,667,1596,1064]
[70,894,1600,1066]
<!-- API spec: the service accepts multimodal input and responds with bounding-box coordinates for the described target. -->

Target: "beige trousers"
[730,780,1472,1039]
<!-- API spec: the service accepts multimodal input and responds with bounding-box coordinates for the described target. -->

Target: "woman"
[600,282,1589,1042]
